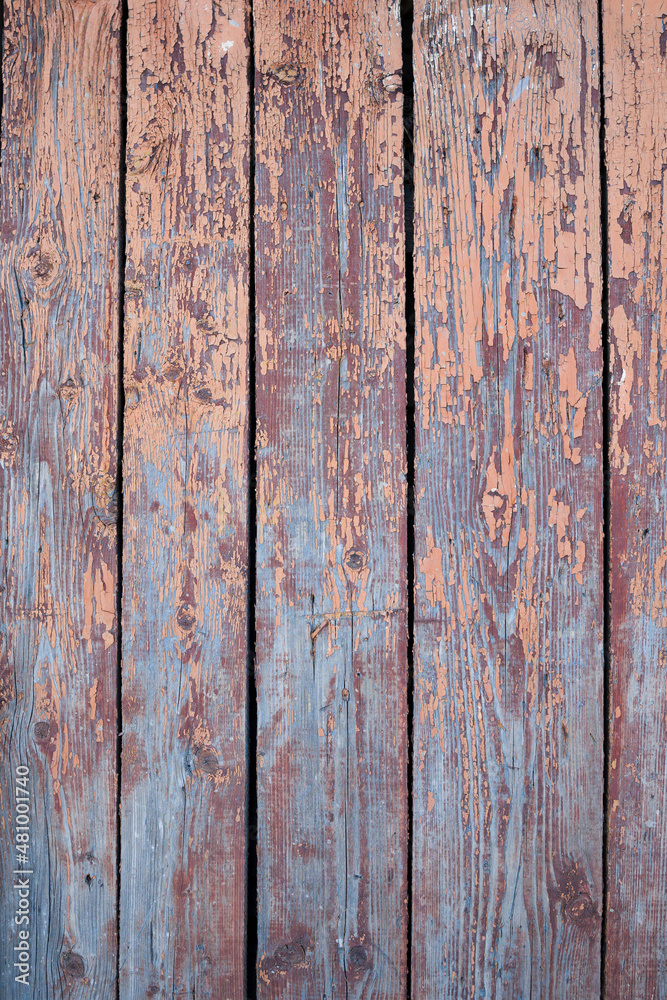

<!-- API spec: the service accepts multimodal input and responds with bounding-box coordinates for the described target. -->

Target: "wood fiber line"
[119,3,250,997]
[0,1,121,997]
[253,2,408,997]
[411,3,604,997]
[604,4,667,995]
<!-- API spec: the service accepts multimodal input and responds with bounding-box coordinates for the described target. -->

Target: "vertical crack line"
[246,3,258,998]
[115,1,128,997]
[598,1,610,997]
[402,1,415,998]
[342,614,352,1000]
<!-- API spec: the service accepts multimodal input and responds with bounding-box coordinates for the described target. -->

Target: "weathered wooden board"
[0,0,121,996]
[119,3,250,997]
[253,1,408,996]
[604,3,667,994]
[411,2,604,996]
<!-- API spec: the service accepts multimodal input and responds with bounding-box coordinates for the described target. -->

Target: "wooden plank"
[411,3,604,996]
[604,4,667,994]
[119,3,250,997]
[0,1,121,995]
[253,2,408,996]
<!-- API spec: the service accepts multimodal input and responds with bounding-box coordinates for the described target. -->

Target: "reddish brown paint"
[604,3,667,995]
[119,2,250,997]
[411,2,604,996]
[0,1,121,996]
[253,1,408,996]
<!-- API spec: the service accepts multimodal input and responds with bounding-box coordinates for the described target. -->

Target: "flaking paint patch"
[558,346,587,465]
[610,302,642,475]
[82,553,115,652]
[481,391,517,546]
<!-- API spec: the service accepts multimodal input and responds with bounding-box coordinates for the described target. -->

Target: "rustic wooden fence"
[0,0,664,997]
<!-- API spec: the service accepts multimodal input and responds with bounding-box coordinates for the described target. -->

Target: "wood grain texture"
[253,2,408,996]
[0,1,121,996]
[604,3,667,995]
[119,3,250,997]
[411,3,604,997]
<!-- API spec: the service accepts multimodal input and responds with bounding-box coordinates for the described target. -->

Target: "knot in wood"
[382,74,402,93]
[194,385,213,403]
[32,255,53,279]
[565,892,595,923]
[20,230,67,297]
[162,361,184,383]
[0,421,18,462]
[194,745,219,774]
[33,721,52,741]
[58,378,80,404]
[345,550,365,570]
[272,941,306,969]
[62,951,85,978]
[177,605,196,631]
[349,945,369,967]
[269,63,302,86]
[92,473,118,526]
[125,386,140,410]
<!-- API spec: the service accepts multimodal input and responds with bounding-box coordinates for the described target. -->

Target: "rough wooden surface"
[0,1,121,996]
[604,3,667,995]
[253,1,408,996]
[119,2,250,997]
[411,2,604,996]
[3,3,667,996]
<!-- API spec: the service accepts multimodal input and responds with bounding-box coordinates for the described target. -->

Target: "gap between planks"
[115,3,129,1000]
[402,2,416,1000]
[246,0,259,994]
[597,0,611,997]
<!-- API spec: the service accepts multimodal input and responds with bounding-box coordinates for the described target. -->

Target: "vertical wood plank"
[0,1,121,995]
[604,4,667,994]
[119,4,250,997]
[411,3,604,996]
[253,3,408,996]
